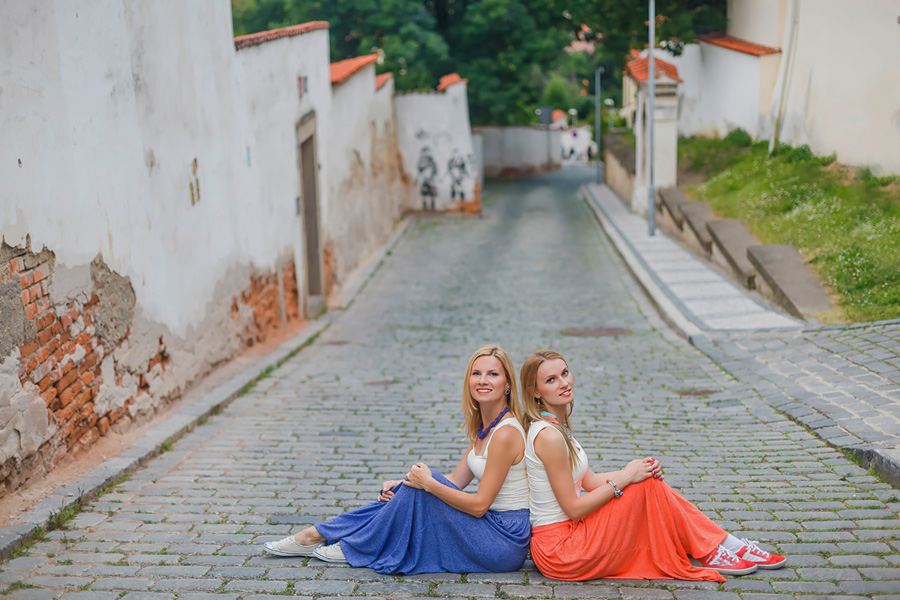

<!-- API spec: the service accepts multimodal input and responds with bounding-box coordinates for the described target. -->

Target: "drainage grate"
[675,389,720,397]
[560,327,632,337]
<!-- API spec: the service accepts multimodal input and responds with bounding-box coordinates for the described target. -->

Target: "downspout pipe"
[768,0,799,154]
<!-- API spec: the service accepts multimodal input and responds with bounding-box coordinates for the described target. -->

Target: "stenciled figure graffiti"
[447,151,470,201]
[417,146,439,210]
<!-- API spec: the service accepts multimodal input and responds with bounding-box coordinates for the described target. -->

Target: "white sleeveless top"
[525,420,588,526]
[465,419,529,512]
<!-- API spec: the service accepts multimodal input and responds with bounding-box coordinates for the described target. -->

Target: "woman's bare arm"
[534,429,654,520]
[405,426,524,518]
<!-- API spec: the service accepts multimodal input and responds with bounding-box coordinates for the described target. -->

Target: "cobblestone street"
[3,166,899,600]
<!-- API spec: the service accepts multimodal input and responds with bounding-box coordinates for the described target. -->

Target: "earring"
[535,396,542,405]
[505,388,511,398]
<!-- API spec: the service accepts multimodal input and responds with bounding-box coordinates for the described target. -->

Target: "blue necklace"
[477,406,510,439]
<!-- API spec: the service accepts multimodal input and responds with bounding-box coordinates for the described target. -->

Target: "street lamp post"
[568,108,578,128]
[604,98,614,133]
[594,66,604,183]
[648,0,656,236]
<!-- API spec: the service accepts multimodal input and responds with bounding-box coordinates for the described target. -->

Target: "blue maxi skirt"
[314,469,530,575]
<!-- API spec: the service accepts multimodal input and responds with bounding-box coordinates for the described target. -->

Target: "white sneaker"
[313,542,348,564]
[262,535,323,557]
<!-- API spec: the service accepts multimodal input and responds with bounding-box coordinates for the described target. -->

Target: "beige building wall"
[776,0,900,174]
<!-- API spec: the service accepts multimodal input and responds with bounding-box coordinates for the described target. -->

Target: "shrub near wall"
[0,240,301,495]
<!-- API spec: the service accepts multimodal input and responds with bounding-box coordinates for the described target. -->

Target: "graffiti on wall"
[416,146,439,210]
[412,130,474,210]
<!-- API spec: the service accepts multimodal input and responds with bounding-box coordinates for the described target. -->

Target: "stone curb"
[581,184,704,341]
[0,218,410,561]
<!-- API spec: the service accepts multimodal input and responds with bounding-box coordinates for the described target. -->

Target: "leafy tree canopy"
[231,0,726,125]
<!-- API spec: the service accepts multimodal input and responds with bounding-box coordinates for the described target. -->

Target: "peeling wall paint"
[0,2,412,494]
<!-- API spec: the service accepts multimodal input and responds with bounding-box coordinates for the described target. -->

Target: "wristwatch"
[607,479,623,498]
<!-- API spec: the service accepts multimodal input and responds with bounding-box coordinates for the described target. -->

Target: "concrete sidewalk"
[584,182,900,487]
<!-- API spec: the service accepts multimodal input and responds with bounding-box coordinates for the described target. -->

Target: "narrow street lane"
[6,166,899,599]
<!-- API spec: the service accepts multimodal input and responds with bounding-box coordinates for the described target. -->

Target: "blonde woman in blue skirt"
[262,345,530,575]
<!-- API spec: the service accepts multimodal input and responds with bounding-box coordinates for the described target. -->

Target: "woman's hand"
[378,479,403,502]
[403,462,434,491]
[623,457,662,485]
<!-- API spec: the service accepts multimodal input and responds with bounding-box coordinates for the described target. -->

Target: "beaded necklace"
[477,406,510,439]
[540,411,573,440]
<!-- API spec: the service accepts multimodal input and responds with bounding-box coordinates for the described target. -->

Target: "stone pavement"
[2,166,899,600]
[582,182,900,487]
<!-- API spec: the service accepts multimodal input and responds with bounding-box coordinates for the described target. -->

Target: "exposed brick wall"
[0,242,303,494]
[239,261,302,345]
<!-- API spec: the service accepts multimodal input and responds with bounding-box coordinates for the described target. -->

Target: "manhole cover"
[675,389,720,397]
[365,379,400,386]
[323,340,350,346]
[560,327,632,337]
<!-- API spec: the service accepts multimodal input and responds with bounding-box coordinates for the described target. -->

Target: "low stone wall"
[603,133,635,203]
[0,240,301,495]
[480,126,562,177]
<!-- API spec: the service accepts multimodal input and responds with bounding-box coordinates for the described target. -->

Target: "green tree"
[540,75,571,110]
[570,0,726,64]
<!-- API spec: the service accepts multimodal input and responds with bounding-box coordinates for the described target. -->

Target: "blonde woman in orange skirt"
[520,350,786,582]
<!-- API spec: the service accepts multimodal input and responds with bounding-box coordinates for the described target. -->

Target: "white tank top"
[465,419,529,511]
[525,420,588,526]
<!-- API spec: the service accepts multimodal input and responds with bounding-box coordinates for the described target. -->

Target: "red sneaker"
[698,545,758,576]
[735,538,787,569]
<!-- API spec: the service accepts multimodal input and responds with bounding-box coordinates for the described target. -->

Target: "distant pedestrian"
[263,345,531,575]
[520,349,787,581]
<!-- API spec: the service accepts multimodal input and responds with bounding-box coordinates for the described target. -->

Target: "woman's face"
[469,355,509,405]
[534,358,574,407]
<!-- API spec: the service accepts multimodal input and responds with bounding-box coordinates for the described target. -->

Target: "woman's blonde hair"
[461,345,521,442]
[520,349,580,470]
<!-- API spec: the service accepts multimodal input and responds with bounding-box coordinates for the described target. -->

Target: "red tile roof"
[698,32,780,56]
[437,73,468,91]
[234,21,329,50]
[552,109,567,123]
[375,72,393,90]
[331,55,378,86]
[625,56,682,83]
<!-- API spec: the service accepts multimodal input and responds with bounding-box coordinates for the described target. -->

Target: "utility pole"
[647,0,656,235]
[595,66,604,184]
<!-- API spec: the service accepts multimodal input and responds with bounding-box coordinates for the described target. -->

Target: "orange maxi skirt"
[530,478,726,582]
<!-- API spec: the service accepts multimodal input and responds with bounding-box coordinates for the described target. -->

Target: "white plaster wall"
[479,126,563,177]
[471,130,485,189]
[0,0,292,338]
[326,68,409,287]
[776,0,900,174]
[234,28,333,302]
[679,44,762,138]
[727,0,788,48]
[395,84,478,209]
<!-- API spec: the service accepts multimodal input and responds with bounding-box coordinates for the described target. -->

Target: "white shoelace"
[707,545,740,566]
[739,538,770,558]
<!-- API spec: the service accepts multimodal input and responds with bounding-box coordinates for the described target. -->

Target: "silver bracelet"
[607,479,623,498]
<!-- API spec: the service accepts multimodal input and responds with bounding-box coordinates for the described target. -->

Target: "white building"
[661,0,900,175]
